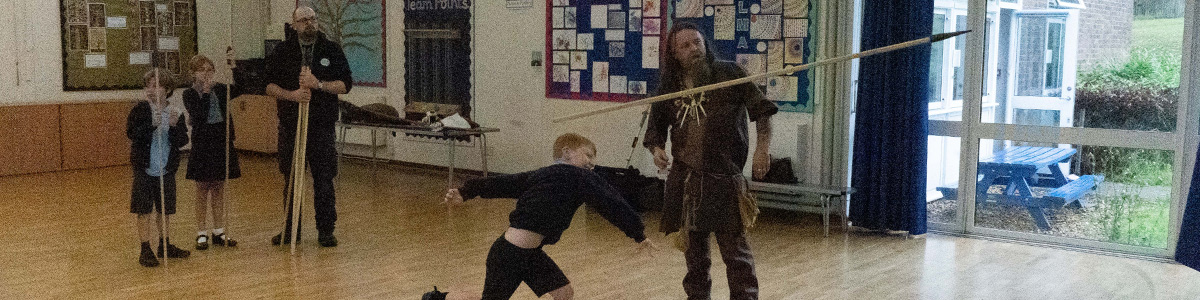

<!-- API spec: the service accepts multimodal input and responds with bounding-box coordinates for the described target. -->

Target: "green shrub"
[1134,0,1185,20]
[1074,86,1177,132]
[1079,48,1181,90]
[1079,147,1172,186]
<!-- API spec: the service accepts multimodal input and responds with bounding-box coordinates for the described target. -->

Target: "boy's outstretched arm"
[583,174,649,243]
[448,171,535,203]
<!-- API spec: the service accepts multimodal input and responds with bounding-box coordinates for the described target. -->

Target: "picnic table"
[937,146,1103,230]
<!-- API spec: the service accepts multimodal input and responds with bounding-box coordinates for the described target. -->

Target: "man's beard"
[299,29,318,45]
[682,55,709,80]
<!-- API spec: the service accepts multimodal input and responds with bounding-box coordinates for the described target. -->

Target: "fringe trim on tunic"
[670,169,761,252]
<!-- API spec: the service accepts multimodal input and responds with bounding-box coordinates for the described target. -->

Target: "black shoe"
[139,243,159,267]
[270,233,300,245]
[421,286,447,300]
[318,233,338,247]
[195,235,209,250]
[157,242,191,258]
[212,233,237,247]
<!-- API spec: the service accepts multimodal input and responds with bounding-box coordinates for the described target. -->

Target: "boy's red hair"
[553,133,597,159]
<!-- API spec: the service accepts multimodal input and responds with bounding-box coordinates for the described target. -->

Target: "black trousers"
[278,128,338,236]
[683,231,759,300]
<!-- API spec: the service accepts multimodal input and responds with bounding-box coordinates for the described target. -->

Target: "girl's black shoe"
[195,235,209,250]
[212,233,238,247]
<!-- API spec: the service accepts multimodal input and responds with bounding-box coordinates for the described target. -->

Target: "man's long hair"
[658,22,717,93]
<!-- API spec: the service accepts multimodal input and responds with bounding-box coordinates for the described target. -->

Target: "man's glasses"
[295,17,317,24]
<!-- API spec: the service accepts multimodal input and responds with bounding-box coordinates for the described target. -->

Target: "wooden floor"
[2,154,1199,299]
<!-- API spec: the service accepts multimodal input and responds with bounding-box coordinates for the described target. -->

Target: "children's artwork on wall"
[675,0,814,112]
[60,0,198,91]
[641,36,659,69]
[676,0,703,18]
[545,0,667,102]
[545,0,813,112]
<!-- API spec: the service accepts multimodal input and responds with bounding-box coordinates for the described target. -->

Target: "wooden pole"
[551,31,971,123]
[289,102,309,254]
[154,68,169,269]
[223,0,235,246]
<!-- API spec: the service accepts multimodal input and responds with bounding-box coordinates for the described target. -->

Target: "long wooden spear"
[290,97,309,254]
[222,0,236,248]
[552,30,971,123]
[287,2,311,255]
[154,67,169,270]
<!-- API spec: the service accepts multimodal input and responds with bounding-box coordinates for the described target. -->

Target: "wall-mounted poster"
[311,0,386,87]
[674,0,814,112]
[545,0,811,111]
[59,0,198,91]
[545,0,667,102]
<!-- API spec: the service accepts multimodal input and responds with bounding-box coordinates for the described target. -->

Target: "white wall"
[1,0,816,177]
[0,0,267,105]
[379,0,813,176]
[0,0,16,102]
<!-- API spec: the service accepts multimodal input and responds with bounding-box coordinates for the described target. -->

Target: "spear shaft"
[552,30,971,123]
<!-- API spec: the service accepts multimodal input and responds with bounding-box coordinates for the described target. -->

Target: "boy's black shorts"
[130,171,177,215]
[482,235,569,299]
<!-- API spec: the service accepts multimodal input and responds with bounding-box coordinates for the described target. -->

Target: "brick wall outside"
[1020,0,1133,71]
[1076,0,1134,70]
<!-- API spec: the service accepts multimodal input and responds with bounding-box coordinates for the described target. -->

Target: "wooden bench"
[748,181,855,237]
[1044,175,1103,208]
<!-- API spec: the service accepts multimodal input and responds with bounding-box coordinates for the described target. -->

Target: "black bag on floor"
[589,107,665,212]
[761,156,800,184]
[593,165,662,212]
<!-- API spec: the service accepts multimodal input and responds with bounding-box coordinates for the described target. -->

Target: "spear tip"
[931,30,972,43]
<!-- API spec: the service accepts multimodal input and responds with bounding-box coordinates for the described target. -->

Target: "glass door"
[928,0,995,229]
[930,0,1195,257]
[1007,10,1077,128]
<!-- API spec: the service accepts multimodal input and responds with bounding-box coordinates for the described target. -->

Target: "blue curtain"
[849,0,933,235]
[1176,149,1200,270]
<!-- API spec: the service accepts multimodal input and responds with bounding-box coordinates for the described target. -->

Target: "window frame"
[1053,0,1086,9]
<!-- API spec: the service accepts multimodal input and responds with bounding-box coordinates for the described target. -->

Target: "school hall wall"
[0,0,812,180]
[262,0,813,178]
[0,0,266,175]
[0,0,264,105]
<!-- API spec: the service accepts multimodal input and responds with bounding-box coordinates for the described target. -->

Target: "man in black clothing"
[643,22,778,300]
[264,5,353,247]
[423,133,659,300]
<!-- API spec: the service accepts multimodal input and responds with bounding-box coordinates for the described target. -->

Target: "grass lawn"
[1132,18,1185,52]
[1081,18,1185,89]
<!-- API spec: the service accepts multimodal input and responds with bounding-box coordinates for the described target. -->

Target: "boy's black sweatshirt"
[126,102,188,174]
[458,164,646,245]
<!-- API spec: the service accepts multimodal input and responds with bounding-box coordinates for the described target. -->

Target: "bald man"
[264,6,352,247]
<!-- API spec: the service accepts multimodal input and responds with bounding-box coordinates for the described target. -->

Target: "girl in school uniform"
[182,52,242,250]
